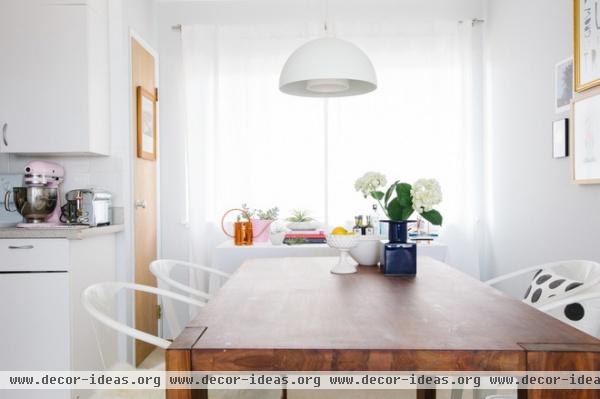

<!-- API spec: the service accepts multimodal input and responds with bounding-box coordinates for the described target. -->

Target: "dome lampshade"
[279,37,377,97]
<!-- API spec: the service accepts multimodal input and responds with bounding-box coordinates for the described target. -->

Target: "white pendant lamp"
[279,37,377,97]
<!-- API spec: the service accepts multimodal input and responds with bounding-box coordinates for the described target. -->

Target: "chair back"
[539,291,600,339]
[82,282,205,368]
[523,260,600,307]
[150,259,231,300]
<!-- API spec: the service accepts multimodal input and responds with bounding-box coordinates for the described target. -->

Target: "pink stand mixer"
[3,161,65,228]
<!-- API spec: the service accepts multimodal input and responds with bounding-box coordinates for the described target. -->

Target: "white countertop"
[0,224,124,240]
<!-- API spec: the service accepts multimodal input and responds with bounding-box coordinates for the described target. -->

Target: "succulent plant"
[286,209,315,223]
[241,204,279,220]
[255,207,279,220]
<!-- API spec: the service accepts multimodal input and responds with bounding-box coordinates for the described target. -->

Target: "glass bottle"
[365,215,375,235]
[353,216,363,235]
[370,204,381,236]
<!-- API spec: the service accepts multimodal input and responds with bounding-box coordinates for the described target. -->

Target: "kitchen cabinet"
[0,0,109,156]
[0,233,119,399]
[0,272,70,399]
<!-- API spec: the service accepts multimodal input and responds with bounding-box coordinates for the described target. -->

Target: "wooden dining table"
[167,256,600,399]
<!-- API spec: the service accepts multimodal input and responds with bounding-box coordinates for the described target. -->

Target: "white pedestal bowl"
[326,234,359,274]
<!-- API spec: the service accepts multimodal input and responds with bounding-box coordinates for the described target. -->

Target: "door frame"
[127,29,162,360]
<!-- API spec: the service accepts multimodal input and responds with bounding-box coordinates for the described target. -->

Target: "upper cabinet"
[0,0,110,156]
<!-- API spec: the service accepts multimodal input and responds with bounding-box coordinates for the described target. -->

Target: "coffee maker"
[3,161,65,227]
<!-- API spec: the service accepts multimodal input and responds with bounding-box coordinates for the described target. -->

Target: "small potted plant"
[286,209,320,231]
[355,172,443,243]
[242,204,279,242]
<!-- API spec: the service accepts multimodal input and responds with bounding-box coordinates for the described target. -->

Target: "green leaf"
[384,181,399,205]
[386,198,404,220]
[395,183,413,208]
[421,209,443,226]
[401,207,414,221]
[371,191,385,201]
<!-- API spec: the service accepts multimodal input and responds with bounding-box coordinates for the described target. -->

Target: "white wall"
[157,6,189,264]
[483,0,600,290]
[109,0,158,363]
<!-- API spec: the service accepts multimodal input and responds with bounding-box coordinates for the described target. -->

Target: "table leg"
[194,390,207,399]
[166,327,207,399]
[519,343,600,399]
[417,388,436,399]
[165,348,193,399]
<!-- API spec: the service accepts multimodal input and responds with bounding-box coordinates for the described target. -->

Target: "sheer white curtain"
[181,24,325,267]
[326,19,484,276]
[181,19,483,276]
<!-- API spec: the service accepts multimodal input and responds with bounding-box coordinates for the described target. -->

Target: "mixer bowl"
[13,187,58,223]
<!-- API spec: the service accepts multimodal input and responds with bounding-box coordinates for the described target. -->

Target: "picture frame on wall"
[572,91,600,184]
[574,0,600,92]
[136,86,157,161]
[555,57,573,113]
[553,119,569,158]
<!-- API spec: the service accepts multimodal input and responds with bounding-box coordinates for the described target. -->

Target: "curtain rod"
[173,18,485,31]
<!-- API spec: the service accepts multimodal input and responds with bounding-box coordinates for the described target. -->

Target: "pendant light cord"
[324,0,334,38]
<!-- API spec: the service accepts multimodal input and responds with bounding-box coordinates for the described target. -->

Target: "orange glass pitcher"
[221,208,253,246]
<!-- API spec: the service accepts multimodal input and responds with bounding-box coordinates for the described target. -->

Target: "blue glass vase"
[380,220,417,276]
[381,220,414,243]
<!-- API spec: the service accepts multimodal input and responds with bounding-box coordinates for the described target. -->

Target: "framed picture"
[555,57,573,113]
[553,119,569,158]
[572,91,600,183]
[136,86,157,161]
[574,0,600,92]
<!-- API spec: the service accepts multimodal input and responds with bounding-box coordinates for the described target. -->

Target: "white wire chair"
[476,291,600,399]
[84,282,280,399]
[150,259,231,300]
[538,291,600,337]
[485,260,600,290]
[82,281,206,369]
[486,260,600,309]
[481,260,600,399]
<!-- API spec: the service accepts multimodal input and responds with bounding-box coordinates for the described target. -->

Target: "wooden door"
[131,38,159,366]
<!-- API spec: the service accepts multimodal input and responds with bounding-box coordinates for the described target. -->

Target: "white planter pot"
[270,231,286,246]
[287,221,320,231]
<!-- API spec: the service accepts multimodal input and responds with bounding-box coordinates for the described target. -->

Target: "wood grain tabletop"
[167,256,600,399]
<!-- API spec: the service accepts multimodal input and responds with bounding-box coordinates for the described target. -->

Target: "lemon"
[331,227,348,235]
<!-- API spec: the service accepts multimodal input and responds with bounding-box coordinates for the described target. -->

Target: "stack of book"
[283,230,326,245]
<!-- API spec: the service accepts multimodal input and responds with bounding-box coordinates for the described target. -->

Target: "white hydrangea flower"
[411,178,442,213]
[354,172,387,198]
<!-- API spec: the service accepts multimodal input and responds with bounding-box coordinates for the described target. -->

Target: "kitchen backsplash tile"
[65,173,91,192]
[89,155,124,173]
[0,154,8,172]
[111,206,124,225]
[0,154,124,206]
[7,155,91,174]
